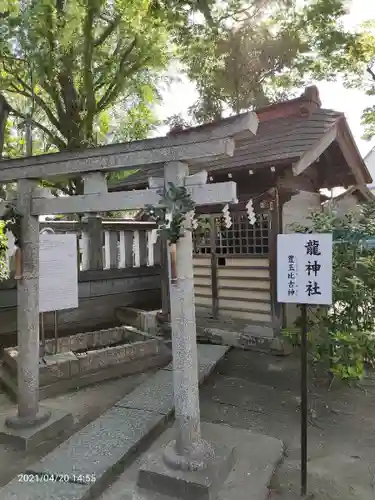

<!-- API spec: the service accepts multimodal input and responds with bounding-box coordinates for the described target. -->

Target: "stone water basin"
[1,326,171,399]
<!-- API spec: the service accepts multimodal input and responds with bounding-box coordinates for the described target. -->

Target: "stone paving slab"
[0,344,230,500]
[115,370,173,415]
[163,345,228,374]
[28,407,166,479]
[116,345,229,415]
[0,407,167,500]
[1,478,88,500]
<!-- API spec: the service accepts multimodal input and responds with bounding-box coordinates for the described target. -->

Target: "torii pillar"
[0,180,73,450]
[137,161,238,497]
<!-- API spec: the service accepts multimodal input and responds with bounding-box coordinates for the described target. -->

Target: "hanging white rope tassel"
[5,229,17,260]
[165,211,172,229]
[5,229,21,279]
[222,204,232,229]
[150,228,159,245]
[246,199,257,226]
[187,209,199,230]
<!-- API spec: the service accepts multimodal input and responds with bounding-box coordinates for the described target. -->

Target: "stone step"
[195,316,293,355]
[197,318,273,344]
[0,344,230,500]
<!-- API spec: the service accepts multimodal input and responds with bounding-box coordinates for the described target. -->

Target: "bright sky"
[156,0,375,158]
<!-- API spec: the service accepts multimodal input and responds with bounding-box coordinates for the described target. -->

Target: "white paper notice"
[277,233,333,305]
[39,233,79,313]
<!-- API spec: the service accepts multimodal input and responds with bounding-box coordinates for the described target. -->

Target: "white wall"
[364,148,375,189]
[282,191,322,234]
[328,194,362,218]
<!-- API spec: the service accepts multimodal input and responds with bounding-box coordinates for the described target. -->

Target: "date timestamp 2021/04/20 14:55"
[18,473,97,484]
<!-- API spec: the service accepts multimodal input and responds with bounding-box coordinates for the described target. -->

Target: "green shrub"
[0,221,8,280]
[283,202,375,382]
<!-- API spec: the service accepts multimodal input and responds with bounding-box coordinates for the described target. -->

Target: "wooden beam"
[336,121,370,185]
[0,138,235,182]
[190,181,237,205]
[277,170,316,192]
[292,125,337,177]
[31,181,238,216]
[110,158,292,193]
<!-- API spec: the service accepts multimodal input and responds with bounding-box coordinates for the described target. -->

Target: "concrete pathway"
[0,344,230,500]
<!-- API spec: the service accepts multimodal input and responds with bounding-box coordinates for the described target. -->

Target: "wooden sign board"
[277,233,333,305]
[39,233,79,313]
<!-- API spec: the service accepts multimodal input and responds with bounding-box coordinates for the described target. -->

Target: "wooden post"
[124,231,134,267]
[210,217,219,319]
[300,303,308,497]
[139,230,148,267]
[269,187,282,334]
[109,231,118,269]
[86,216,104,270]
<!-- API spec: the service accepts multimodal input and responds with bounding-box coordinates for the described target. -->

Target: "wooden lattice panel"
[193,212,269,256]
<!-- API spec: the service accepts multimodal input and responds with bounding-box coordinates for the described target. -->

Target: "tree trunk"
[0,95,10,158]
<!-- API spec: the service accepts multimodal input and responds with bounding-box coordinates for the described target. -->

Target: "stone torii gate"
[0,113,258,478]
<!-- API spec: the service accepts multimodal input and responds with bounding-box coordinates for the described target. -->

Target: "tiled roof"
[110,108,343,191]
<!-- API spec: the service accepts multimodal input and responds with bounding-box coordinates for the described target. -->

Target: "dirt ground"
[199,349,375,499]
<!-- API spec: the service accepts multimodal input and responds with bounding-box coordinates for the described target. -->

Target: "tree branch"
[7,104,66,150]
[94,40,124,91]
[42,4,67,126]
[42,80,66,126]
[94,16,120,47]
[367,66,375,82]
[97,37,138,112]
[9,74,63,134]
